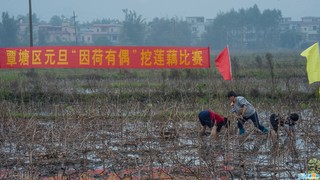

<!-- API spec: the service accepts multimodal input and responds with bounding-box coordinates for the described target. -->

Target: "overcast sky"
[1,0,320,22]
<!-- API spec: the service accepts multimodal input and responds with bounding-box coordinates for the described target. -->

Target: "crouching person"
[269,112,299,139]
[198,110,229,139]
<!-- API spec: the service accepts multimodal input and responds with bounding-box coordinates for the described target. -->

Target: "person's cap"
[227,91,237,98]
[290,113,299,121]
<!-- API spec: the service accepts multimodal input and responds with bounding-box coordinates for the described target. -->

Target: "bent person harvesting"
[198,109,229,139]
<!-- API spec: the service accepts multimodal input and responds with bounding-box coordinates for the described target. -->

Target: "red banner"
[0,46,210,69]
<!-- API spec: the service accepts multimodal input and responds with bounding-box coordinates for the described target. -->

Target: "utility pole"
[28,0,33,46]
[73,11,78,45]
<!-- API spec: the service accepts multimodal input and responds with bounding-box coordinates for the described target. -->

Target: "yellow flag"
[300,42,320,84]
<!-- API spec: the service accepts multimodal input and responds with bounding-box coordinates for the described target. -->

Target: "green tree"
[120,9,146,45]
[0,12,19,47]
[49,15,63,26]
[145,17,192,46]
[91,18,118,24]
[201,12,229,49]
[280,30,303,49]
[258,9,282,48]
[201,5,282,50]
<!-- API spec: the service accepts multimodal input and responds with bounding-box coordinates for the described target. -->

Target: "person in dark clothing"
[269,113,299,138]
[198,109,229,139]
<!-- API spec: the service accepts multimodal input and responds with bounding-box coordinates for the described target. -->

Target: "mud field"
[0,98,319,179]
[0,66,319,179]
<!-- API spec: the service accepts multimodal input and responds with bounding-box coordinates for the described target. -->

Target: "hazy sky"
[1,0,320,22]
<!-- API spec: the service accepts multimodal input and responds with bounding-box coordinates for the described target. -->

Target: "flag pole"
[227,45,232,81]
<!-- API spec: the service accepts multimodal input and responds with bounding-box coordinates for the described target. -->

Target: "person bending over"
[198,109,229,139]
[269,112,299,138]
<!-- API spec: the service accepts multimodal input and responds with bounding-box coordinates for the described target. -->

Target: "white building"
[80,24,122,45]
[186,17,206,41]
[281,17,320,43]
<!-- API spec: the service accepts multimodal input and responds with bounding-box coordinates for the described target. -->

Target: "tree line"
[0,5,308,50]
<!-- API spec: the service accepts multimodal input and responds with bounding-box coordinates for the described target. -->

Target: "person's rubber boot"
[262,127,269,135]
[239,128,245,135]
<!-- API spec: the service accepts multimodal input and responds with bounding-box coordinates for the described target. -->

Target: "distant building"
[17,20,29,43]
[16,15,320,48]
[80,24,122,45]
[37,23,76,45]
[300,17,320,43]
[35,22,122,45]
[37,22,77,44]
[280,17,320,43]
[186,17,206,42]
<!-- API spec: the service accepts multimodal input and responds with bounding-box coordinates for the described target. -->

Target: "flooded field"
[0,64,319,179]
[0,100,319,179]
